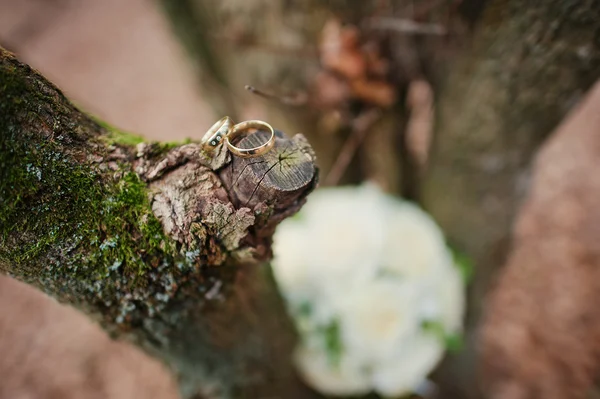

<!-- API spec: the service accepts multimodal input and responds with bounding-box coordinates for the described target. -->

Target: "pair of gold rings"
[201,116,275,158]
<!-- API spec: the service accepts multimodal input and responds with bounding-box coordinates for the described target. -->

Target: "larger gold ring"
[201,116,233,151]
[226,120,275,158]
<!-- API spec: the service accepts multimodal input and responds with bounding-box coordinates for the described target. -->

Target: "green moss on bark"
[85,113,145,146]
[0,48,319,399]
[0,49,191,328]
[89,112,192,152]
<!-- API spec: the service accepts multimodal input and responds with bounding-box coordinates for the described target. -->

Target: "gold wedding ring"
[201,117,276,158]
[225,120,275,158]
[201,116,233,151]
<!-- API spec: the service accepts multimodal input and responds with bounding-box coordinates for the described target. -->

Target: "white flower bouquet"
[271,184,466,397]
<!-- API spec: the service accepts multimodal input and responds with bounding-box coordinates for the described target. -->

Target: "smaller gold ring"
[226,120,275,158]
[201,116,233,151]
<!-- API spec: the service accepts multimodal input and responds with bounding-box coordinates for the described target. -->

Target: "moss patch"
[86,171,176,277]
[86,112,145,146]
[0,126,175,279]
[0,50,191,327]
[104,128,145,147]
[88,112,194,150]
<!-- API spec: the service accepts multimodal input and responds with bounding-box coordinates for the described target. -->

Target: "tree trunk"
[0,48,318,399]
[422,0,600,397]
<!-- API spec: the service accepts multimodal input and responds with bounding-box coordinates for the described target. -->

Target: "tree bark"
[0,48,318,399]
[422,0,600,397]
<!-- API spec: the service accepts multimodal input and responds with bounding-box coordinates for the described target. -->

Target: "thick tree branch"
[0,48,318,398]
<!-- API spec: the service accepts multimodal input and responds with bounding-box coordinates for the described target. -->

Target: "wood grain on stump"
[220,129,318,238]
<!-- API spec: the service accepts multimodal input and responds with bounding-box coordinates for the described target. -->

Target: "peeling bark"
[0,48,318,398]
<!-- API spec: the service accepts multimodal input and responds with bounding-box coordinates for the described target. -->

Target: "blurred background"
[0,0,214,141]
[0,0,467,186]
[2,0,600,398]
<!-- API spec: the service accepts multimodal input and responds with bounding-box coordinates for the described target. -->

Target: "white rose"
[271,221,310,294]
[338,280,420,363]
[436,264,466,331]
[294,346,371,396]
[300,185,386,284]
[371,334,445,396]
[380,198,449,279]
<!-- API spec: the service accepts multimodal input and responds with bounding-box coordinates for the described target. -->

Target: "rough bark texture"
[423,0,600,397]
[481,80,600,399]
[0,48,318,399]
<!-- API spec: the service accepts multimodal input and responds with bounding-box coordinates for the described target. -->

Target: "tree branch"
[0,48,318,398]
